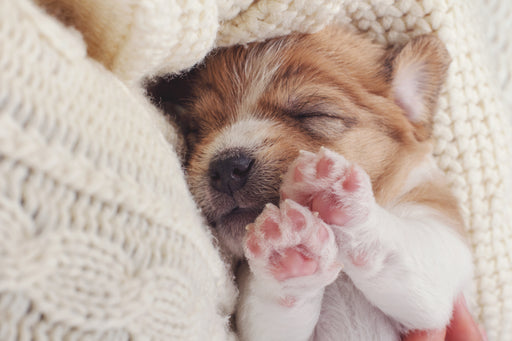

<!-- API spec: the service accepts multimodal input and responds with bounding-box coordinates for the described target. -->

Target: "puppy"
[169,27,473,340]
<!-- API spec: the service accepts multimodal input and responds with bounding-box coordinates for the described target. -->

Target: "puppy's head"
[174,27,450,257]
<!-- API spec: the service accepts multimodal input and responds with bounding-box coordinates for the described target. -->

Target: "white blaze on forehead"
[236,41,284,119]
[206,118,278,157]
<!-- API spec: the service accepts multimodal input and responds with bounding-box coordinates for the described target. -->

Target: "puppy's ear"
[386,35,451,141]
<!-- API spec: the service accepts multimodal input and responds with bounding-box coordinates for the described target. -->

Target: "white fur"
[392,61,427,122]
[228,40,284,120]
[207,119,279,157]
[236,151,473,341]
[400,154,439,196]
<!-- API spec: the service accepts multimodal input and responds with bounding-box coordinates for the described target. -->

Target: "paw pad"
[281,147,373,227]
[244,200,341,288]
[261,217,281,240]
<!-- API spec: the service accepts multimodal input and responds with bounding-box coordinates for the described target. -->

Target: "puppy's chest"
[316,274,399,340]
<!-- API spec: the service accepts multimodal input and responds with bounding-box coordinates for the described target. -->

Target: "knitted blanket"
[1,0,511,340]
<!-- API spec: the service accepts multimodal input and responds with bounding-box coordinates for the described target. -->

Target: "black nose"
[209,153,255,195]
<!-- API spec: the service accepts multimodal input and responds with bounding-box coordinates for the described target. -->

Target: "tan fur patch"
[177,26,462,250]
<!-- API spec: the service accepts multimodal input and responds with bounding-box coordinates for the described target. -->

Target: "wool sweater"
[1,0,511,340]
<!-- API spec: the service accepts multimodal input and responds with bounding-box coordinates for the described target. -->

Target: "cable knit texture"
[1,0,511,340]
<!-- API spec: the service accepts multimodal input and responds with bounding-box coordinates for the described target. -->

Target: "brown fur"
[170,26,461,254]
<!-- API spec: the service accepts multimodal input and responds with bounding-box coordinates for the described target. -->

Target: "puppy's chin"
[212,208,261,259]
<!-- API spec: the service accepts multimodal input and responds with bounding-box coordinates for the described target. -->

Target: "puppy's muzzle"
[209,151,255,196]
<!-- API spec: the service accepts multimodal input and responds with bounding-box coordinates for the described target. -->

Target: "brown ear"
[386,35,451,141]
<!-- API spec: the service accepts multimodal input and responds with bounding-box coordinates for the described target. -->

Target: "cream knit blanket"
[1,0,511,340]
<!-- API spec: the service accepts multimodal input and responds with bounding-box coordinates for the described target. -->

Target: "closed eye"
[284,96,348,121]
[294,112,337,119]
[293,111,358,128]
[280,94,359,129]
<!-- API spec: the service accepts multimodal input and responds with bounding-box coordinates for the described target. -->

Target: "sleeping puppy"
[169,27,473,340]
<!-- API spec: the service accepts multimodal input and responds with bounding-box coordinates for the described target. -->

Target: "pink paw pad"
[245,228,262,256]
[311,193,351,226]
[293,163,306,182]
[341,165,361,192]
[285,206,306,231]
[261,217,281,240]
[270,248,318,281]
[316,155,334,178]
[244,200,341,288]
[281,147,373,227]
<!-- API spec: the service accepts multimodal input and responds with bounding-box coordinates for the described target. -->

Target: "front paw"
[281,148,377,268]
[244,200,341,298]
[281,147,374,227]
